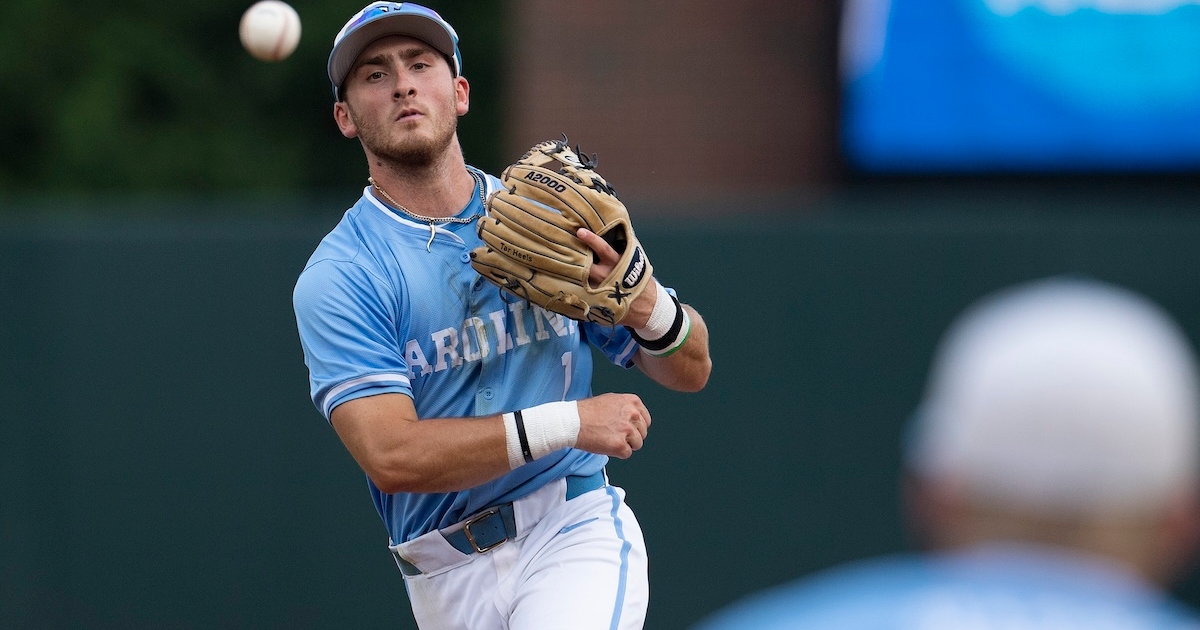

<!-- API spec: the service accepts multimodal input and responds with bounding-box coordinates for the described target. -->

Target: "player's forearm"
[333,392,654,494]
[361,416,513,494]
[636,305,711,392]
[331,396,512,494]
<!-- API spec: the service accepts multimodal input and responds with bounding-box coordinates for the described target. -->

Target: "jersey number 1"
[561,351,572,401]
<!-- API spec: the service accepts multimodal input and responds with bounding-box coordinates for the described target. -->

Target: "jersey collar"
[362,169,499,245]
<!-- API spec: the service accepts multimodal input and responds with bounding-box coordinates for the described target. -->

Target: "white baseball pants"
[391,477,649,630]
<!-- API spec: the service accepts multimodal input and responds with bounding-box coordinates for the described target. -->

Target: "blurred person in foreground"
[694,277,1200,629]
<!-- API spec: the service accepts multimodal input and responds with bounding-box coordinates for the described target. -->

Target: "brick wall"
[503,0,841,209]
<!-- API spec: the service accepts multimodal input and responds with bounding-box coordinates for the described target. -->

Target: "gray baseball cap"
[328,2,461,101]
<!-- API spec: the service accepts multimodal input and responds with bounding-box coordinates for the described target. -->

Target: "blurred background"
[5,0,1200,628]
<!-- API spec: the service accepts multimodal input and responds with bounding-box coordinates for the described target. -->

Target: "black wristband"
[513,409,534,463]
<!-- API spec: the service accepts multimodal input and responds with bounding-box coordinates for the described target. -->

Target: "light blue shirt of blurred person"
[694,278,1200,630]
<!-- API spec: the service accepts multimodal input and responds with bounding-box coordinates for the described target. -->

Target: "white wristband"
[631,282,691,357]
[634,282,675,340]
[502,401,581,470]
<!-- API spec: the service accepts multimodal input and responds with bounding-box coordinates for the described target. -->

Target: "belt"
[393,470,606,576]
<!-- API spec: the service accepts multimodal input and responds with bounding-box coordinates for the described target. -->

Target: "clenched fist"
[575,393,652,459]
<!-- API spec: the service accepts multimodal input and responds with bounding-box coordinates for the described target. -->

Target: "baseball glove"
[469,137,653,326]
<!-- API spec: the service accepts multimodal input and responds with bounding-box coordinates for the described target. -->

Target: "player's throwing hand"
[576,393,652,459]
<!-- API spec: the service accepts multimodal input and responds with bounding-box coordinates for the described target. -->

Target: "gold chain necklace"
[369,168,486,250]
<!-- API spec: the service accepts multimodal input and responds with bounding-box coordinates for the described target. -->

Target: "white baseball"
[239,1,301,62]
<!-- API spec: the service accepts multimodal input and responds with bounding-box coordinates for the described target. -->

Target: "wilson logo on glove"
[622,248,647,289]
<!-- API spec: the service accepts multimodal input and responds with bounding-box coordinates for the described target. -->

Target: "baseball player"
[291,3,711,629]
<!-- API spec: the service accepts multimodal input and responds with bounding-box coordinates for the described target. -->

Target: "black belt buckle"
[462,507,507,553]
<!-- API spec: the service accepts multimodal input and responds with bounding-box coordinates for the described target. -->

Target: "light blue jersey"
[693,544,1200,630]
[293,167,639,543]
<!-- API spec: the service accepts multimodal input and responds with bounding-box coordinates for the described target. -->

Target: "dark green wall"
[6,189,1200,629]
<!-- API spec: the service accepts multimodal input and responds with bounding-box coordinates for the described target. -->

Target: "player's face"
[335,36,469,168]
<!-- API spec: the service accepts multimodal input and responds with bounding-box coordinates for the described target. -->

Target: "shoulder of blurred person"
[693,276,1200,630]
[694,543,1200,630]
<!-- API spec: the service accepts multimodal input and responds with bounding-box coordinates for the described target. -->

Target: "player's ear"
[902,473,965,551]
[455,76,470,116]
[1151,489,1200,584]
[334,101,359,139]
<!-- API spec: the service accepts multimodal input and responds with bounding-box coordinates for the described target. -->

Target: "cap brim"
[328,13,458,92]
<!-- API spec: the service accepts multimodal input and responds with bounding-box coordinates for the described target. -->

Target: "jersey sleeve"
[293,258,412,421]
[584,321,639,368]
[584,283,682,367]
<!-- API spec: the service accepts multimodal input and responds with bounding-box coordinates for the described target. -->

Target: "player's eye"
[367,71,385,81]
[411,62,429,71]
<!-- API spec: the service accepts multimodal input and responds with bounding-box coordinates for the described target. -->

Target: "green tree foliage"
[0,0,505,201]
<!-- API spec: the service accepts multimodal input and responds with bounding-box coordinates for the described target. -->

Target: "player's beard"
[349,102,458,170]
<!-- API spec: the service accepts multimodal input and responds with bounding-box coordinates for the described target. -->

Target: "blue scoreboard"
[841,0,1200,172]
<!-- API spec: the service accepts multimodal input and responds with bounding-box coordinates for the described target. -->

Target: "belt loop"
[565,469,606,501]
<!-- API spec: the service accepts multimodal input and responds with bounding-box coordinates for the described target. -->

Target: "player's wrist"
[629,282,691,357]
[503,401,581,469]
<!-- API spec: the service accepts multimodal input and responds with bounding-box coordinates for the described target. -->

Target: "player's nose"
[392,73,416,100]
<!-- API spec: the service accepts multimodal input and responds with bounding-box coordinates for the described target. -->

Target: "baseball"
[239,1,301,62]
